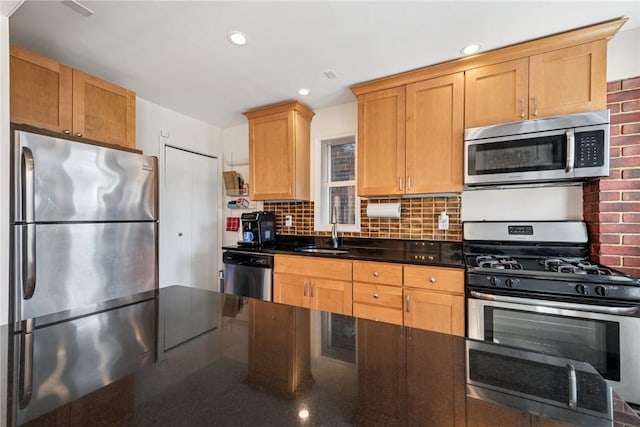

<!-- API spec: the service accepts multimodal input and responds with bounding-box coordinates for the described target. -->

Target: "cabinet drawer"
[353,261,402,286]
[403,265,464,294]
[275,255,352,281]
[353,282,403,309]
[353,303,402,326]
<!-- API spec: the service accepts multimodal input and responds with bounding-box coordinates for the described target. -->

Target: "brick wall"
[584,76,640,276]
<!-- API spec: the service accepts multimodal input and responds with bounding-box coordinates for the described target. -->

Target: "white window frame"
[314,134,360,233]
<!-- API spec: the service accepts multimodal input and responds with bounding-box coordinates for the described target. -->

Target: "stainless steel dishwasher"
[222,251,274,301]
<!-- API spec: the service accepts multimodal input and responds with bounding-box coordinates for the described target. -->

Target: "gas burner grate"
[476,255,523,270]
[540,258,613,275]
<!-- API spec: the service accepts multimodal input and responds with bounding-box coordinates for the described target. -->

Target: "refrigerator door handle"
[19,319,34,409]
[20,147,37,299]
[21,147,35,223]
[22,224,36,299]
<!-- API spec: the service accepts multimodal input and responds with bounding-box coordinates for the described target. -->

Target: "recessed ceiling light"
[460,43,481,56]
[227,31,248,46]
[298,409,310,420]
[297,88,310,96]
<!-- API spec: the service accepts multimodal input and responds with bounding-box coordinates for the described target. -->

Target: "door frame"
[157,137,224,291]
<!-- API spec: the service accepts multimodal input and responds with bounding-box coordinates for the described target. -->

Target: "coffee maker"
[238,211,277,246]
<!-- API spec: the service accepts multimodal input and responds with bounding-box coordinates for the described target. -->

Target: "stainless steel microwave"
[464,110,610,186]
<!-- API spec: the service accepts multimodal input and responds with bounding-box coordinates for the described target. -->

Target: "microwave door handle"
[470,291,640,315]
[565,129,575,173]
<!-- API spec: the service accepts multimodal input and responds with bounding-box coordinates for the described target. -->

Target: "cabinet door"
[72,70,136,148]
[248,111,295,200]
[466,398,530,427]
[529,40,606,118]
[404,290,464,336]
[465,58,529,127]
[9,45,73,134]
[273,273,309,308]
[309,278,353,316]
[357,87,405,196]
[406,73,464,194]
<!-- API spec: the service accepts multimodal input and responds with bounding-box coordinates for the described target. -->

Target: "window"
[317,136,359,232]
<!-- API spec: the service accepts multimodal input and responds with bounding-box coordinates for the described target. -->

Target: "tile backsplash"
[264,196,462,241]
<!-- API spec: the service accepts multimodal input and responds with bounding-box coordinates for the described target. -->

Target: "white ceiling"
[8,1,640,129]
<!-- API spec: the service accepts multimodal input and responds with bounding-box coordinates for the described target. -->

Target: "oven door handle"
[470,291,640,315]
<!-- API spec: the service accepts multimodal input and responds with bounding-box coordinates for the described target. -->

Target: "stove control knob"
[595,286,607,297]
[489,277,498,286]
[505,279,514,288]
[575,284,587,295]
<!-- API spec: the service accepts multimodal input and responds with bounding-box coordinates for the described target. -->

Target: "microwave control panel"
[575,130,605,168]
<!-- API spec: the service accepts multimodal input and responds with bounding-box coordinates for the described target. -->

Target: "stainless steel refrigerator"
[8,129,158,425]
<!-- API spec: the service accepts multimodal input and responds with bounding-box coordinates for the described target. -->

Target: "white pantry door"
[161,146,219,291]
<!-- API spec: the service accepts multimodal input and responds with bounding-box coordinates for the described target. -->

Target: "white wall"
[608,27,640,82]
[136,97,224,289]
[220,124,257,246]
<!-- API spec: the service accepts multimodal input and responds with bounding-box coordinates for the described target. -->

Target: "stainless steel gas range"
[464,221,640,407]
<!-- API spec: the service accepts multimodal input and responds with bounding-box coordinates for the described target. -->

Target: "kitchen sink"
[294,246,349,255]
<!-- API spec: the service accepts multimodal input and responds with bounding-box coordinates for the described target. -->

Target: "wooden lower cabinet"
[466,398,576,427]
[403,265,465,336]
[404,289,465,336]
[273,255,353,316]
[246,299,313,398]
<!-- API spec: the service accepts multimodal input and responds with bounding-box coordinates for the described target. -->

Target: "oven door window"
[468,134,566,176]
[484,307,620,381]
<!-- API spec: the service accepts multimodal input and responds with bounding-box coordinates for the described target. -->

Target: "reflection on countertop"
[10,286,640,427]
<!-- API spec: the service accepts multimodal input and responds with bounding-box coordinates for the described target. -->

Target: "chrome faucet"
[331,205,338,248]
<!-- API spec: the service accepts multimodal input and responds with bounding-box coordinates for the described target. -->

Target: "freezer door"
[10,298,156,425]
[14,222,157,323]
[13,130,157,223]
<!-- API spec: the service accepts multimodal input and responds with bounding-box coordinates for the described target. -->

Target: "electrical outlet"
[438,212,449,230]
[285,215,293,227]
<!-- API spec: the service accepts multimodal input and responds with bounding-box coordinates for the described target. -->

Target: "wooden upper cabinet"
[465,41,607,128]
[406,72,464,194]
[10,45,136,149]
[10,45,73,134]
[357,87,405,196]
[464,58,529,128]
[244,101,314,201]
[72,70,136,148]
[357,74,463,197]
[529,40,607,118]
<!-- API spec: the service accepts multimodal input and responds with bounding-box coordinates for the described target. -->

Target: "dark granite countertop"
[11,287,640,426]
[223,235,464,267]
[125,287,638,427]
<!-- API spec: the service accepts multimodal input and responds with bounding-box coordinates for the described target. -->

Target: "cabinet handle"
[373,293,379,299]
[407,175,412,191]
[429,277,436,283]
[178,232,183,237]
[520,99,525,118]
[406,294,410,312]
[373,271,379,277]
[399,176,403,191]
[310,282,315,298]
[75,132,83,137]
[63,129,71,135]
[303,280,308,297]
[533,97,539,116]
[288,186,292,196]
